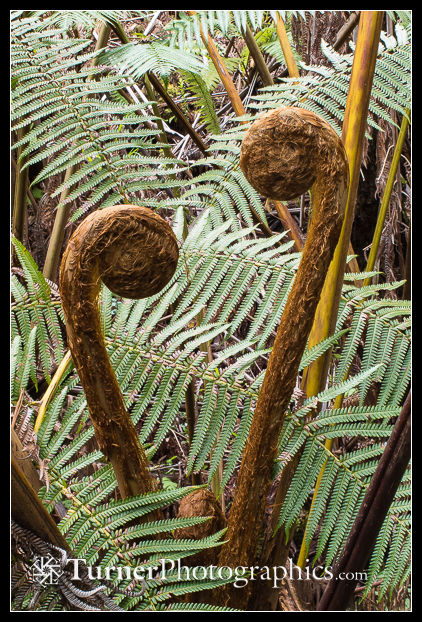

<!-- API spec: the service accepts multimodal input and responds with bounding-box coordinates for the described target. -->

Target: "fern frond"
[11,237,65,385]
[99,41,205,79]
[11,25,181,220]
[181,70,221,134]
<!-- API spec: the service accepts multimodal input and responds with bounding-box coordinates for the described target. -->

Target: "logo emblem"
[30,554,64,586]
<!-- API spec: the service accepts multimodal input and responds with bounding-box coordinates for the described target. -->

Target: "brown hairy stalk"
[174,488,227,567]
[216,107,349,608]
[59,205,179,499]
[174,488,227,604]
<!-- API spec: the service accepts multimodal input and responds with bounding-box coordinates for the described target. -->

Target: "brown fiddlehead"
[216,107,349,608]
[59,205,179,499]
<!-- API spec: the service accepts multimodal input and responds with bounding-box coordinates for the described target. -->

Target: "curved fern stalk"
[213,105,349,611]
[59,205,179,500]
[12,241,410,609]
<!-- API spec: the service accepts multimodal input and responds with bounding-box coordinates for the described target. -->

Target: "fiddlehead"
[216,107,349,607]
[59,205,179,498]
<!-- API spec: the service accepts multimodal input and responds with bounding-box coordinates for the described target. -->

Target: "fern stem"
[12,126,29,248]
[333,11,360,50]
[146,71,208,154]
[34,350,73,434]
[362,109,410,287]
[274,13,300,78]
[188,11,246,119]
[59,205,178,501]
[93,20,111,53]
[143,73,175,161]
[42,165,78,281]
[302,10,384,399]
[241,24,274,87]
[11,155,37,212]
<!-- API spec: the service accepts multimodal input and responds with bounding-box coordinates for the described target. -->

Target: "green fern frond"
[11,237,65,385]
[99,41,206,79]
[10,328,38,402]
[11,26,181,220]
[180,70,221,134]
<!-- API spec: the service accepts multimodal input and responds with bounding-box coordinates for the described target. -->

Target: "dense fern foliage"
[249,34,411,134]
[11,15,186,223]
[11,10,411,612]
